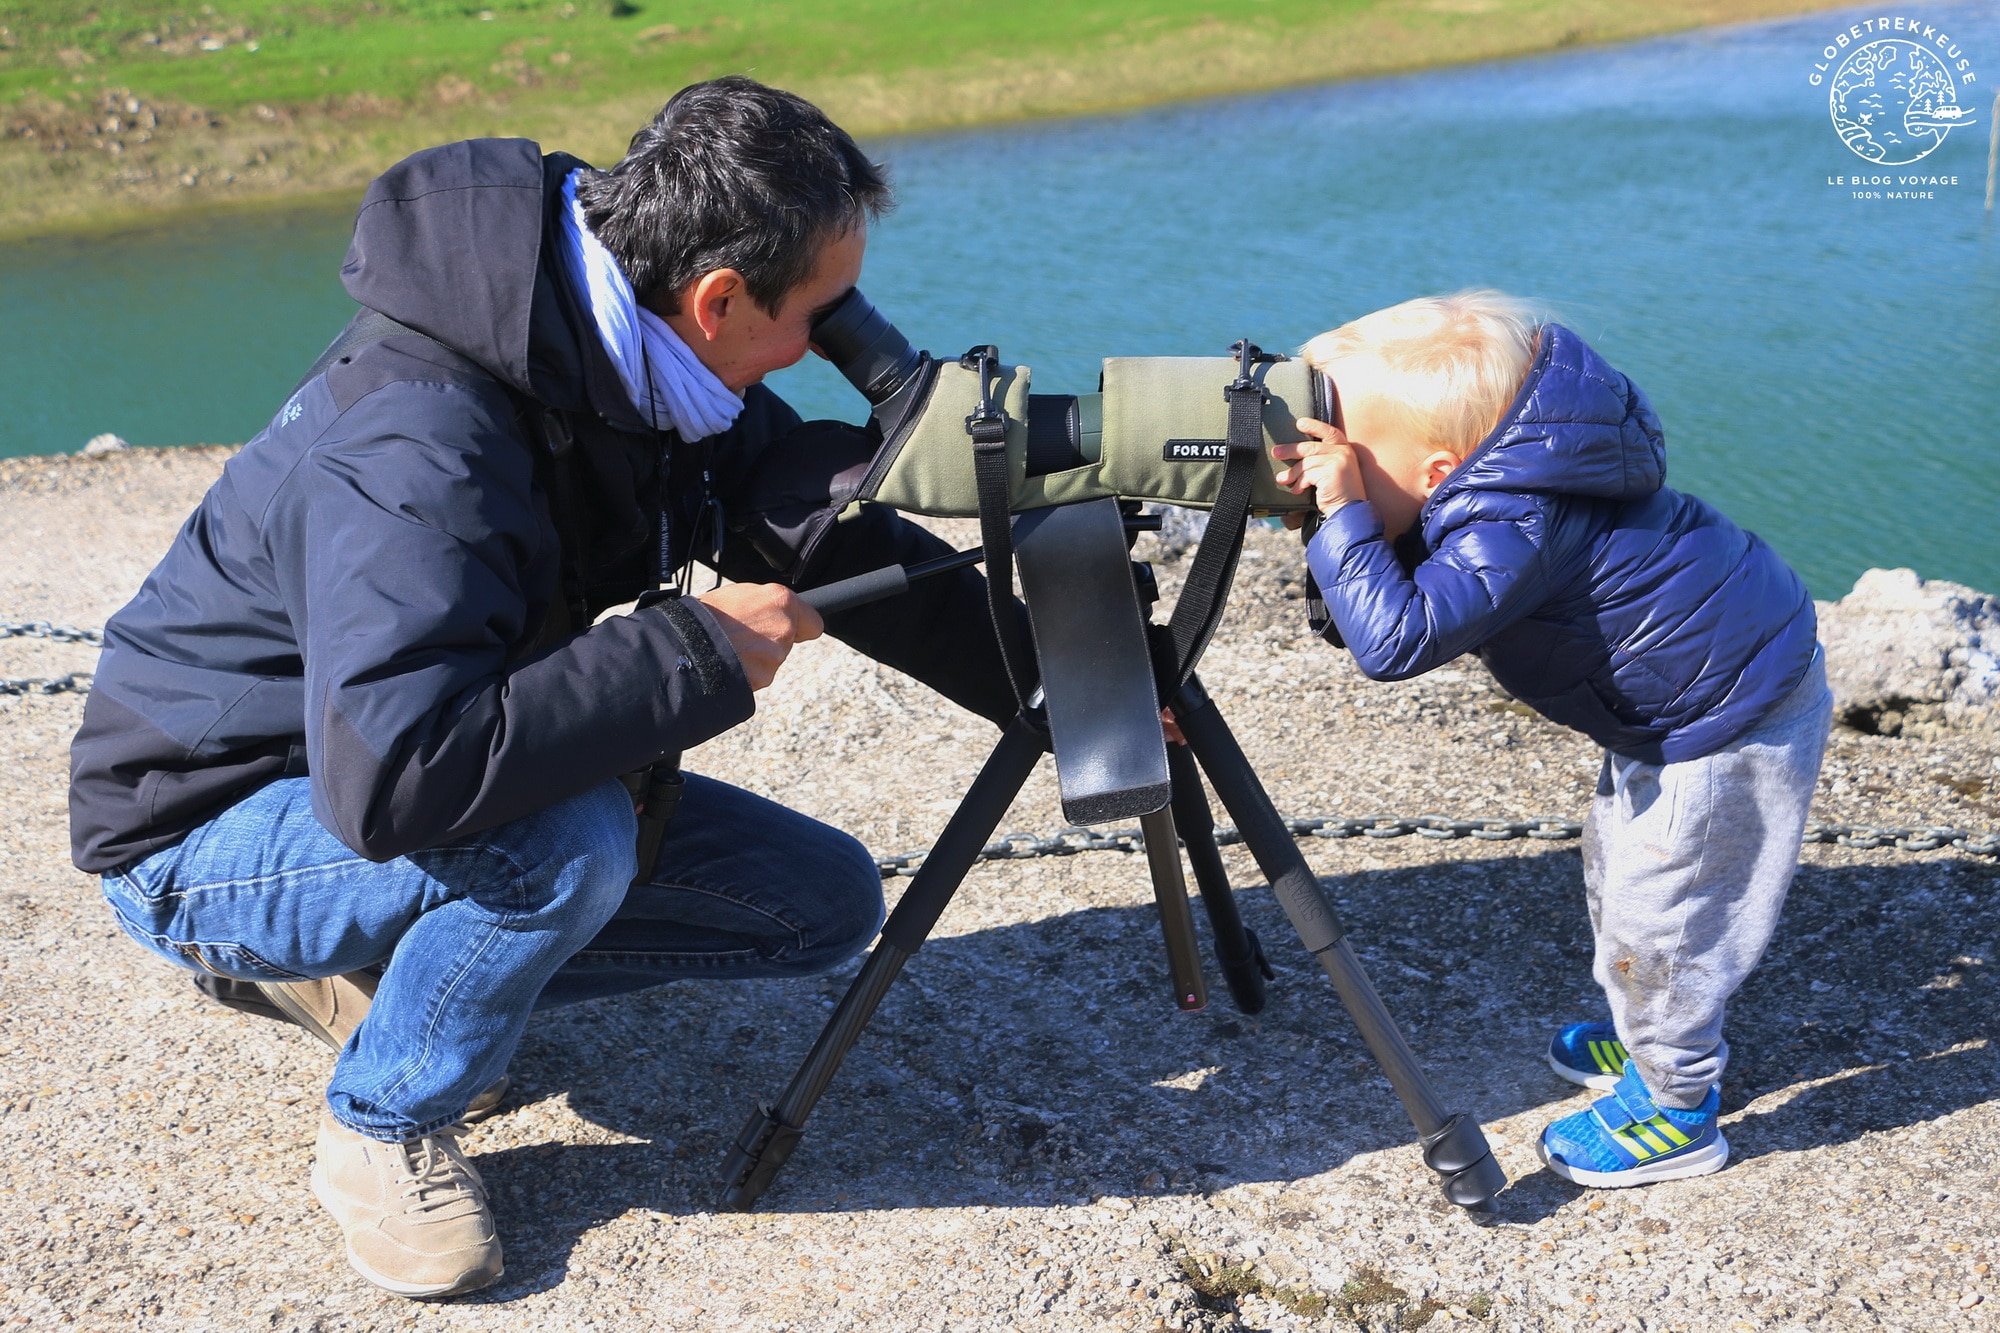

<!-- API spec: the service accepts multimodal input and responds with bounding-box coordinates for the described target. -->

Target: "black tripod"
[714,499,1505,1211]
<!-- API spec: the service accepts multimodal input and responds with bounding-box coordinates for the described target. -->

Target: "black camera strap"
[1164,340,1270,688]
[517,402,686,883]
[1300,512,1338,643]
[620,744,686,886]
[963,347,1036,713]
[1301,373,1339,643]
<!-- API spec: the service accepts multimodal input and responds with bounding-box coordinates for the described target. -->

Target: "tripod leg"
[715,716,1048,1211]
[1173,676,1507,1208]
[1168,742,1273,1015]
[1138,809,1207,1011]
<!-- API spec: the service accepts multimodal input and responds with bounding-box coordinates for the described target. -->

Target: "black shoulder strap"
[964,346,1035,714]
[1300,511,1341,645]
[288,308,422,399]
[1299,374,1341,645]
[1164,340,1271,687]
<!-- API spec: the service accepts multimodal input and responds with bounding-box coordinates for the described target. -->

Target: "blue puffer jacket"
[1304,324,1817,764]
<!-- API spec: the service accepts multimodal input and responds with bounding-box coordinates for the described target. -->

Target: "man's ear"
[682,268,748,343]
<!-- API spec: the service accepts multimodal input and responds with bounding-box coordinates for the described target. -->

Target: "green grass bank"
[2,0,1852,239]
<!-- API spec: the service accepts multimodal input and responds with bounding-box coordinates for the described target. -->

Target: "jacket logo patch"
[1163,439,1229,461]
[279,396,304,428]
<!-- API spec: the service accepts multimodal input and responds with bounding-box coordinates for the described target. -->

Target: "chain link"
[0,622,102,697]
[6,622,1995,868]
[873,814,2000,877]
[0,620,105,648]
[0,673,93,697]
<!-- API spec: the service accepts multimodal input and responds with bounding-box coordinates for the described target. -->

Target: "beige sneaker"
[312,1114,504,1299]
[256,972,378,1049]
[258,973,510,1120]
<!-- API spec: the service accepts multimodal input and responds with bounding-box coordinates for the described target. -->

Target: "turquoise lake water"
[2,3,1995,599]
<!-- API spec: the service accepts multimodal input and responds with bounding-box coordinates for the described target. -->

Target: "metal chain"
[0,621,103,697]
[871,814,2000,877]
[0,620,105,647]
[0,673,93,697]
[6,622,1995,866]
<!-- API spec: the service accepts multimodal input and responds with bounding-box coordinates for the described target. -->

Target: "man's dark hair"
[578,76,891,314]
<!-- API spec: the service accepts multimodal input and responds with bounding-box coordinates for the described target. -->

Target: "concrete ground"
[0,448,1993,1332]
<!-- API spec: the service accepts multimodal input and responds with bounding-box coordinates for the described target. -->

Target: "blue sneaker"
[1538,1061,1729,1188]
[1547,1021,1631,1091]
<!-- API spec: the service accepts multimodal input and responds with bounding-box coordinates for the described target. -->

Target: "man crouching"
[69,78,1020,1297]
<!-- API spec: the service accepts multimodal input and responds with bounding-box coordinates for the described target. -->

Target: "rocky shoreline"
[0,447,1993,1332]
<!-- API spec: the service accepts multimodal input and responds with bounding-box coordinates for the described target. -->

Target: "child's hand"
[1272,418,1366,516]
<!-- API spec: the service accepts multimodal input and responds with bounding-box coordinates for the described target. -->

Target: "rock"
[80,434,129,456]
[1148,505,1208,559]
[1817,568,2000,738]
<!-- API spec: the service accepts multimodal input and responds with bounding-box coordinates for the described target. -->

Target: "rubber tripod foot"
[1215,927,1275,1015]
[1422,1112,1507,1207]
[714,1103,805,1212]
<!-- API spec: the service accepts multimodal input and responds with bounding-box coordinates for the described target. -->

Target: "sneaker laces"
[394,1125,487,1219]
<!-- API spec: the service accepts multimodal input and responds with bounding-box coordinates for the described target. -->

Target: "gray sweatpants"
[1582,650,1833,1108]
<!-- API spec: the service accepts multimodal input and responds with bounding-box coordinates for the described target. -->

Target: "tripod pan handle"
[797,564,911,615]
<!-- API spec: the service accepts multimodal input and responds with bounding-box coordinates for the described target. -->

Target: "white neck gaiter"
[556,168,744,442]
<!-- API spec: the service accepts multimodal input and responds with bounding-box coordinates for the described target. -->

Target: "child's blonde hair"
[1301,291,1542,459]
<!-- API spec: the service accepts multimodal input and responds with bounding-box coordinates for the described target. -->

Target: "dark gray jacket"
[70,138,1017,873]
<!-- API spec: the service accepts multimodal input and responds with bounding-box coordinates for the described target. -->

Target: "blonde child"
[1276,293,1831,1187]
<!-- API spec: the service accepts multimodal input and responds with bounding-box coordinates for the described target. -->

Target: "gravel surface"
[1,449,1994,1333]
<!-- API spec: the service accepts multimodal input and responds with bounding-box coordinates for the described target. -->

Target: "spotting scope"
[809,288,1334,518]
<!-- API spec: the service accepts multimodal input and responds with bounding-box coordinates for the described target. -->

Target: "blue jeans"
[102,775,884,1142]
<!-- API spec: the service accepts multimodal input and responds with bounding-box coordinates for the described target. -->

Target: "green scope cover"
[858,355,1328,516]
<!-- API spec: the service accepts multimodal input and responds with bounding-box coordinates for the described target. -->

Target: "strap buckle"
[541,408,575,457]
[1225,338,1283,399]
[960,345,1007,447]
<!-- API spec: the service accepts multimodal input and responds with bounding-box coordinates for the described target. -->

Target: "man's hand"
[1272,418,1366,517]
[696,584,824,690]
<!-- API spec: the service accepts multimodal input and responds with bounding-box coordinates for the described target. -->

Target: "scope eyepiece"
[812,288,926,408]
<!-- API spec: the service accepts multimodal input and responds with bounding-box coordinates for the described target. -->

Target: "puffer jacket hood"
[1307,325,1817,764]
[1426,322,1664,517]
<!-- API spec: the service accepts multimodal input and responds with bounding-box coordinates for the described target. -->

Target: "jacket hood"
[339,138,641,427]
[1425,323,1665,516]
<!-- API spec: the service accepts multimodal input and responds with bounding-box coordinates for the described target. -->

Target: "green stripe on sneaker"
[1612,1126,1657,1160]
[1631,1124,1673,1154]
[1615,1115,1696,1162]
[1649,1116,1693,1148]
